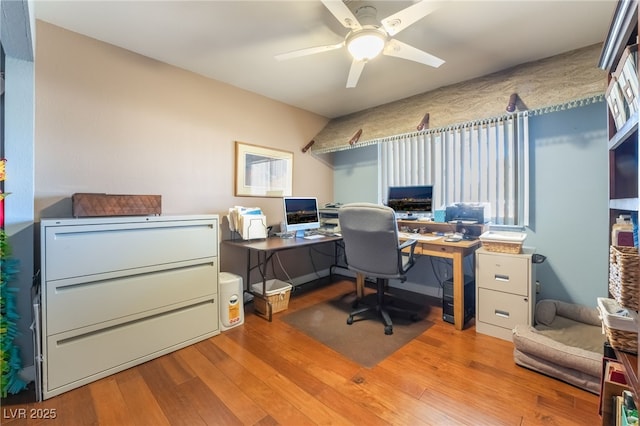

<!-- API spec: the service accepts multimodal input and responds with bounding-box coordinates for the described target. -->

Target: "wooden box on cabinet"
[38,215,220,400]
[475,247,535,341]
[72,193,161,217]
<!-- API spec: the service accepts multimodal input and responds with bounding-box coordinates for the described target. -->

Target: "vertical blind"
[379,113,529,225]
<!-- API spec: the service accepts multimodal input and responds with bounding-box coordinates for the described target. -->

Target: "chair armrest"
[399,239,418,251]
[398,239,418,274]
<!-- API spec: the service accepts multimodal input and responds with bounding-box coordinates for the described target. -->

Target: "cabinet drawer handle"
[494,274,510,282]
[494,310,510,318]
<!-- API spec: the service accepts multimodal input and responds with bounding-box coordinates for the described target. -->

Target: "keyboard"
[303,234,325,240]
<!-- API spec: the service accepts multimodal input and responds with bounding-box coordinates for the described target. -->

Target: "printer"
[445,203,486,224]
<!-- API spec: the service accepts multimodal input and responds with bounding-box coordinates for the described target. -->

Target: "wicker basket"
[251,279,292,315]
[609,245,639,311]
[480,240,523,254]
[598,297,638,354]
[479,231,526,254]
[605,328,638,354]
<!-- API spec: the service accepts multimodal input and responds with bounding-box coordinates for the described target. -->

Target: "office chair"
[338,203,419,335]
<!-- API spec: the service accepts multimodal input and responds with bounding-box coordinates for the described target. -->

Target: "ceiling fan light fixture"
[346,29,386,61]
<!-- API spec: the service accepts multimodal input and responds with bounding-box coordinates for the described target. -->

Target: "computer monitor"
[387,185,433,218]
[282,197,321,237]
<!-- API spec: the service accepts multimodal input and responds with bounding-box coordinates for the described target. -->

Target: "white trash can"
[219,272,244,331]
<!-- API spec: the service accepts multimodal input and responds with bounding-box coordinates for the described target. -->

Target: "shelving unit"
[598,0,640,413]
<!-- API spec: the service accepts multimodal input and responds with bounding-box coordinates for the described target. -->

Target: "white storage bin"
[597,297,638,354]
[219,272,245,331]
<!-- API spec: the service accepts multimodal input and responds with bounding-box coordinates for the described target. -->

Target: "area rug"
[282,292,433,367]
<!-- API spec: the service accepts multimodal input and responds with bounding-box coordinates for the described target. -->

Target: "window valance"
[311,44,606,154]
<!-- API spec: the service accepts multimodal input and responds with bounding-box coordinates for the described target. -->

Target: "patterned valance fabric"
[311,44,606,154]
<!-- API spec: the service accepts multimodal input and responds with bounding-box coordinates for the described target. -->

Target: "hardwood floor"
[2,278,601,425]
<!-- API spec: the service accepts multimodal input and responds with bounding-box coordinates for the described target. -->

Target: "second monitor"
[387,185,433,220]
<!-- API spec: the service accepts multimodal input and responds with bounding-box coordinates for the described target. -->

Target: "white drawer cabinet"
[475,247,535,341]
[39,215,220,400]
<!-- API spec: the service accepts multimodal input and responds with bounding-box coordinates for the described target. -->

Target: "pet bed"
[512,299,605,394]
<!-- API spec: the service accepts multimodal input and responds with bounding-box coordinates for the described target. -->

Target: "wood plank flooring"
[2,278,602,425]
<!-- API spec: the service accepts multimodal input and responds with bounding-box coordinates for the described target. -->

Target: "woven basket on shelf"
[598,297,638,354]
[480,240,523,254]
[604,327,638,354]
[608,245,640,311]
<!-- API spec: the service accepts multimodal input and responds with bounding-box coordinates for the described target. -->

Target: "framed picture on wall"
[235,141,293,197]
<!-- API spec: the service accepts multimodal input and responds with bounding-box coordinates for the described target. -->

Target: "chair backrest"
[338,203,405,279]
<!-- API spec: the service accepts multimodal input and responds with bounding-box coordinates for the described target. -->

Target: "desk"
[399,235,480,330]
[222,235,343,320]
[223,224,482,330]
[397,220,483,331]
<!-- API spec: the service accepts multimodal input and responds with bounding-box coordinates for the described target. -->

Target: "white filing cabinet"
[39,215,219,400]
[475,247,535,341]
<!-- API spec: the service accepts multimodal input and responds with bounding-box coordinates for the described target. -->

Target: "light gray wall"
[330,145,379,205]
[4,56,36,378]
[2,0,36,380]
[332,102,609,307]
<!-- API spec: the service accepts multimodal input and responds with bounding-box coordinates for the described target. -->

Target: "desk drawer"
[477,288,529,330]
[477,252,529,295]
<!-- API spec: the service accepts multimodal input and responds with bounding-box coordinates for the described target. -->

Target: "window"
[379,113,529,225]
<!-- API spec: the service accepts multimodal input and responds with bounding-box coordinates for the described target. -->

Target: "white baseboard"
[389,279,442,299]
[242,270,440,300]
[243,268,351,303]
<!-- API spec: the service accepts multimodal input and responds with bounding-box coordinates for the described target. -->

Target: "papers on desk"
[227,206,267,240]
[398,232,442,242]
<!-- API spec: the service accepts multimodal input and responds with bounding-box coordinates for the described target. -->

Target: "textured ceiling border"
[311,44,606,153]
[311,94,606,154]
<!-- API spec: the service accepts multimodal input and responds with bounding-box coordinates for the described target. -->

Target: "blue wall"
[526,101,609,306]
[331,101,610,307]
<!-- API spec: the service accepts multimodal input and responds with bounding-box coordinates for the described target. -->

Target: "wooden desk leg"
[452,251,465,330]
[356,273,365,300]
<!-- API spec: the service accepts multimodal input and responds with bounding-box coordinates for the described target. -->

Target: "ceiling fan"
[275,0,445,88]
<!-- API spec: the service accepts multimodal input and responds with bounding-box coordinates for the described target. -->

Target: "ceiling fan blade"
[321,0,362,31]
[381,0,442,36]
[383,39,444,68]
[346,59,366,88]
[275,42,344,61]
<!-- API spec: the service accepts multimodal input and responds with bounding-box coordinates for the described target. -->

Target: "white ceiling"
[33,0,617,118]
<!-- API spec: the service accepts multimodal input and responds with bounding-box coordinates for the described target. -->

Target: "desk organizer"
[597,297,638,354]
[609,245,639,311]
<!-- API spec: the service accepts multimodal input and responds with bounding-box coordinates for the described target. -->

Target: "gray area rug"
[282,292,433,367]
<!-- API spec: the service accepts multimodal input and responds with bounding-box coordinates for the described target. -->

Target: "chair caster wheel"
[385,325,393,335]
[347,316,354,325]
